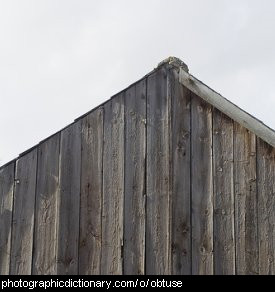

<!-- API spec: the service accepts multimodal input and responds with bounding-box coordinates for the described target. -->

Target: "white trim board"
[179,67,275,148]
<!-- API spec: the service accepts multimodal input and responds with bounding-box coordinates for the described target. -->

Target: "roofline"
[0,60,164,170]
[1,57,275,170]
[178,66,275,148]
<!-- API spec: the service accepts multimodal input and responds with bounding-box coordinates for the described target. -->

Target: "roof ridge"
[157,56,189,73]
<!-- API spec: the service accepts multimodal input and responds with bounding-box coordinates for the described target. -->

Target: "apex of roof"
[157,56,189,73]
[1,56,275,170]
[160,56,275,148]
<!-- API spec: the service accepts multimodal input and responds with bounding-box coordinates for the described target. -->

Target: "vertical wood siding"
[0,162,14,275]
[124,80,146,275]
[57,122,81,275]
[191,93,213,275]
[10,150,37,275]
[32,134,60,275]
[146,68,171,275]
[0,65,274,275]
[101,94,124,275]
[213,110,235,275]
[234,124,258,275]
[170,68,191,275]
[79,108,103,275]
[257,138,275,275]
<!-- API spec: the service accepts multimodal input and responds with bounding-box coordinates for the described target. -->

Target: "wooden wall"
[0,65,274,275]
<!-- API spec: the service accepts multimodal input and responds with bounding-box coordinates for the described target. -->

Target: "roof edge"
[178,66,275,148]
[1,56,275,170]
[158,56,189,73]
[0,58,166,169]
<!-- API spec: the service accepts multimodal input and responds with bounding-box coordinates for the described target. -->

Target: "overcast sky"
[1,0,275,166]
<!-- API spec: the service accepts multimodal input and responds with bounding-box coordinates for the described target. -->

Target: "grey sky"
[1,0,275,166]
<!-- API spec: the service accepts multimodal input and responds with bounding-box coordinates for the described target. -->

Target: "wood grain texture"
[191,93,213,275]
[179,68,275,149]
[170,69,191,275]
[10,150,37,275]
[234,123,258,275]
[213,110,235,275]
[32,134,60,275]
[101,94,124,275]
[79,108,103,275]
[2,66,275,276]
[57,122,81,275]
[257,138,275,275]
[0,163,14,275]
[146,67,171,275]
[124,80,146,275]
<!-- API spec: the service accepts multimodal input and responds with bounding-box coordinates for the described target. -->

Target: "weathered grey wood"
[2,59,275,276]
[179,67,275,149]
[191,93,213,275]
[57,122,81,275]
[146,68,171,275]
[101,94,124,275]
[0,163,14,275]
[32,134,60,275]
[170,69,191,275]
[234,123,258,275]
[257,138,275,275]
[158,56,189,73]
[124,80,146,275]
[213,110,235,275]
[79,108,103,275]
[10,150,37,275]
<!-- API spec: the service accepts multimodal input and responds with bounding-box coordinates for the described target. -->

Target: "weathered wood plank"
[79,108,103,275]
[146,67,171,275]
[191,93,213,275]
[101,94,124,275]
[10,150,37,275]
[124,80,146,275]
[234,123,258,275]
[57,122,81,275]
[0,163,14,275]
[32,134,60,275]
[170,69,191,275]
[213,110,235,275]
[179,68,275,149]
[257,138,275,275]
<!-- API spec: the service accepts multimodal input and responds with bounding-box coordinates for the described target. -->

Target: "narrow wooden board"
[124,80,146,275]
[179,68,275,149]
[101,94,124,275]
[257,138,275,275]
[0,162,14,275]
[32,134,60,275]
[191,93,213,275]
[170,69,191,275]
[234,123,258,275]
[213,110,235,275]
[79,108,103,275]
[146,67,171,275]
[10,150,37,275]
[57,121,81,275]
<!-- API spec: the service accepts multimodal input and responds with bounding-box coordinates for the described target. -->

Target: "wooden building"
[0,57,274,275]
